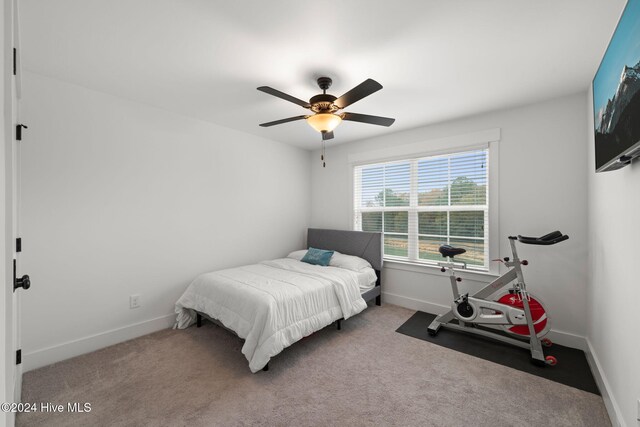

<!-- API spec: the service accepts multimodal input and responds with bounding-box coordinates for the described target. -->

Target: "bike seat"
[439,245,467,258]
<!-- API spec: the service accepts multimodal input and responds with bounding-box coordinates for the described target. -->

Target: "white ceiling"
[20,0,626,150]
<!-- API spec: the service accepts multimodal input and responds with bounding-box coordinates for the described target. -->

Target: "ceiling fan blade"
[259,115,307,127]
[257,86,310,108]
[322,131,334,141]
[342,112,395,127]
[334,79,383,109]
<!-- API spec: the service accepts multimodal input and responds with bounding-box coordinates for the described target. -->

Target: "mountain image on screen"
[595,59,640,170]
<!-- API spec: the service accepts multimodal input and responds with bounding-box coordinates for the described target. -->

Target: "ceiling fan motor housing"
[310,77,339,113]
[310,93,339,113]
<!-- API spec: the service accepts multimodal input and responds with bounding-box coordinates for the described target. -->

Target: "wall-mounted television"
[593,0,640,172]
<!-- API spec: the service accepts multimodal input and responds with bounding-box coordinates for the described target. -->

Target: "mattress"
[175,258,369,372]
[355,267,377,293]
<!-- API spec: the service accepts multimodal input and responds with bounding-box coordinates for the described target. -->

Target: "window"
[354,148,489,269]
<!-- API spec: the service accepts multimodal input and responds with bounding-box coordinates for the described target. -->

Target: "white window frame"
[349,129,500,274]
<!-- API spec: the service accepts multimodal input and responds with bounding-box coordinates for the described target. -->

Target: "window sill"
[383,258,500,281]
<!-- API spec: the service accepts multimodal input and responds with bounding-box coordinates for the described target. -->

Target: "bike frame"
[427,238,546,363]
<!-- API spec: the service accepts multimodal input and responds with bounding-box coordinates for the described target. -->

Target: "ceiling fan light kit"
[306,113,342,133]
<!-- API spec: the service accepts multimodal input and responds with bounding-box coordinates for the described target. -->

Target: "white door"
[2,1,23,425]
[12,0,24,404]
[9,0,23,406]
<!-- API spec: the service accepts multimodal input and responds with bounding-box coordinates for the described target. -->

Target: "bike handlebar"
[508,230,569,245]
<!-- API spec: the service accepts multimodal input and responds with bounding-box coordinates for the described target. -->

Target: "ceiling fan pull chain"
[322,140,326,168]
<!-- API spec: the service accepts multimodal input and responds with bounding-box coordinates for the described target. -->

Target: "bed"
[174,228,382,373]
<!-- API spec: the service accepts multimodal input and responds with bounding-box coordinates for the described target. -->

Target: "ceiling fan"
[257,77,395,142]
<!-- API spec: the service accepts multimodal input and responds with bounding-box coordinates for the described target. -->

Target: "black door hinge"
[16,238,22,253]
[16,349,21,365]
[16,124,27,141]
[13,48,17,76]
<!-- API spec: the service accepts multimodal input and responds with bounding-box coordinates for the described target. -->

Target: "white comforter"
[174,258,368,372]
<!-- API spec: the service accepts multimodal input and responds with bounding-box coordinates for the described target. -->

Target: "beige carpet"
[19,304,610,427]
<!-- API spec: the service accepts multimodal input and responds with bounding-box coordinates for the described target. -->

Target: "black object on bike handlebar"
[515,230,569,245]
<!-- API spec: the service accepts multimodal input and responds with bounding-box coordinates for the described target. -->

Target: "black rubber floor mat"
[396,311,599,395]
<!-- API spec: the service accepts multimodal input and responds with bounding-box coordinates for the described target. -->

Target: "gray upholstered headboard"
[307,228,383,271]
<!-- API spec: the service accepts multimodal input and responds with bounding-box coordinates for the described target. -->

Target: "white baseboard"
[383,291,449,315]
[382,291,587,350]
[545,329,588,351]
[585,339,625,427]
[23,314,176,372]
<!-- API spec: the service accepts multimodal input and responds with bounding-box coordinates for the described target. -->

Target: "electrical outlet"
[129,294,141,309]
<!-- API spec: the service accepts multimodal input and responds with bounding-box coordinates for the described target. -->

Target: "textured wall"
[19,72,311,369]
[310,93,589,346]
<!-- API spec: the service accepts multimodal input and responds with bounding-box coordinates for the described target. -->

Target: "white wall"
[19,72,311,370]
[310,92,589,346]
[586,88,639,427]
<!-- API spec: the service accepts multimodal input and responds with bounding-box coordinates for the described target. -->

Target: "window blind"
[354,148,489,268]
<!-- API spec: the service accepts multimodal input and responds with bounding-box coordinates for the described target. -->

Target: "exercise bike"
[427,231,569,366]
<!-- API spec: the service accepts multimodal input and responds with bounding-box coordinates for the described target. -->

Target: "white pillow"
[330,252,372,272]
[286,250,308,261]
[286,250,372,272]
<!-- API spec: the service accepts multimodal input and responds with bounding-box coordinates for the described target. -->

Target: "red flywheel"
[495,292,550,338]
